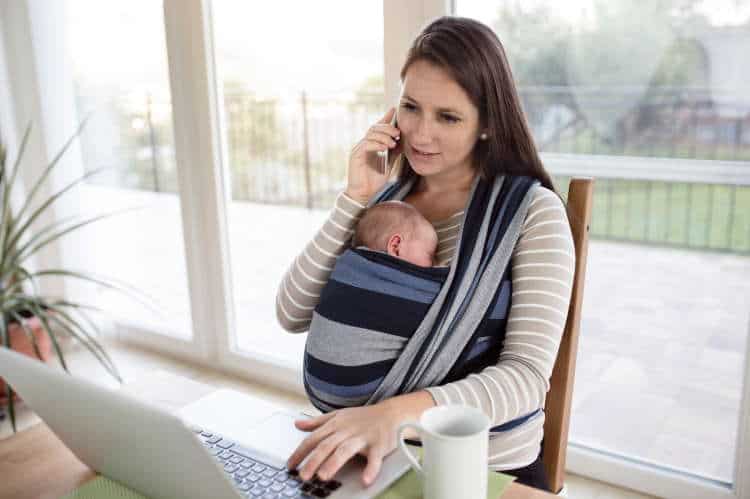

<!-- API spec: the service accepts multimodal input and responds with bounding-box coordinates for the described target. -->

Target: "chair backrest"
[542,177,594,494]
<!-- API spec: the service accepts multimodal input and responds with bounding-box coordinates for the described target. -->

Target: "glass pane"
[64,0,193,337]
[458,0,750,485]
[212,1,384,364]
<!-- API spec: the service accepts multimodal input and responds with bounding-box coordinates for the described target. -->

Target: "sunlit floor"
[0,339,657,499]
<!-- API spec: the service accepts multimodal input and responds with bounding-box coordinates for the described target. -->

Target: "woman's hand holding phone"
[345,107,402,205]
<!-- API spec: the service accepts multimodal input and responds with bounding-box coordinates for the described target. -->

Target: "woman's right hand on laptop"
[345,107,402,205]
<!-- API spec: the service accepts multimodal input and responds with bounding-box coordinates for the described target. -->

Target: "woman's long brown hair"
[396,16,556,193]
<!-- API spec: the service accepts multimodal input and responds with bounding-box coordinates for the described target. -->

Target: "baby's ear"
[387,234,402,256]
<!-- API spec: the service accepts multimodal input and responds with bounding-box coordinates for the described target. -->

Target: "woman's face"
[398,59,482,180]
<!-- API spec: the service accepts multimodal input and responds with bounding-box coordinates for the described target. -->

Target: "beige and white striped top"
[275,185,575,470]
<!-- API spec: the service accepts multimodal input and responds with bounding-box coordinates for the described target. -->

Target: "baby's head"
[352,201,438,267]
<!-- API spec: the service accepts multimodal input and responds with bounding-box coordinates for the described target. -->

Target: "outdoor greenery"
[555,176,750,252]
[493,0,748,159]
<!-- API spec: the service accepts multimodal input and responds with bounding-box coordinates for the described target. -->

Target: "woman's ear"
[386,234,402,257]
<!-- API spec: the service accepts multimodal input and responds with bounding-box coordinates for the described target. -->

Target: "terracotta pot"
[0,317,53,404]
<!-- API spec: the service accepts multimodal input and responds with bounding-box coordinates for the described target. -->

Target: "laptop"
[0,347,411,499]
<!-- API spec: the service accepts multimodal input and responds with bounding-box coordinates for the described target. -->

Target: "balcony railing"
[79,88,750,254]
[547,154,750,253]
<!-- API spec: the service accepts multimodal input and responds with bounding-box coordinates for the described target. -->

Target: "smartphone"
[378,109,399,175]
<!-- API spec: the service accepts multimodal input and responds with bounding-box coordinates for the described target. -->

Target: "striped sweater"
[275,185,575,470]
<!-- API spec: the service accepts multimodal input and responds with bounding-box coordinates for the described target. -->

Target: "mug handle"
[396,422,423,476]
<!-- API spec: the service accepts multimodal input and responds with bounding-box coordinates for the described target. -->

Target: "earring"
[480,133,488,140]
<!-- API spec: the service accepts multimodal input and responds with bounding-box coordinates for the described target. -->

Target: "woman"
[275,16,574,491]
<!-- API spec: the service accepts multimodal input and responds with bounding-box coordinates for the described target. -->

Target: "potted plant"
[1,122,138,431]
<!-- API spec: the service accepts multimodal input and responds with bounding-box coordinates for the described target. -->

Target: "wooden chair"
[542,177,595,494]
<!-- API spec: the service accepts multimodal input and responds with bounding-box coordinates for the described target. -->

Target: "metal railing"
[80,88,750,253]
[221,91,383,209]
[547,154,750,253]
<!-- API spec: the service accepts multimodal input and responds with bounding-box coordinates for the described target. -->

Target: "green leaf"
[3,165,110,262]
[44,304,121,382]
[0,213,79,275]
[0,141,7,182]
[48,299,103,314]
[0,265,38,314]
[8,311,43,361]
[21,299,68,373]
[0,124,32,260]
[8,292,119,380]
[11,269,164,318]
[6,206,145,273]
[0,313,6,347]
[0,265,36,300]
[47,314,119,382]
[10,118,90,231]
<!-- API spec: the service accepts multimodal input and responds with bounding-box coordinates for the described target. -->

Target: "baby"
[352,201,438,267]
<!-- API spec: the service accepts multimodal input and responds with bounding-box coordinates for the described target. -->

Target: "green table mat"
[63,470,515,499]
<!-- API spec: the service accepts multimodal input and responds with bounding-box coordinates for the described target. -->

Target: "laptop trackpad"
[178,389,311,467]
[245,412,310,464]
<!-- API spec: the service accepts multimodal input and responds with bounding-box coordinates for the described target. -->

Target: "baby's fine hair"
[352,201,429,251]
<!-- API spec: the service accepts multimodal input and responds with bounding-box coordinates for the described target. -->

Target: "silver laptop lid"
[0,347,241,499]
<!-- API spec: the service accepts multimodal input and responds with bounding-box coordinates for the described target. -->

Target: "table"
[0,371,557,499]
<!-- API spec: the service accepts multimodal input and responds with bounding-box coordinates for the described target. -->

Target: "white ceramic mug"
[397,405,490,499]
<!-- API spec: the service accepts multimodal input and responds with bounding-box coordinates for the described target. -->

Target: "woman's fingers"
[288,404,400,487]
[316,438,366,482]
[287,435,321,471]
[362,446,386,486]
[366,130,398,148]
[298,433,349,481]
[377,107,396,124]
[363,141,392,154]
[370,123,401,139]
[294,411,334,430]
[344,106,401,201]
[287,414,336,470]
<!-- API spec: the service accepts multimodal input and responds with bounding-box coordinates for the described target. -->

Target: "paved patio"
[74,187,750,484]
[568,240,748,483]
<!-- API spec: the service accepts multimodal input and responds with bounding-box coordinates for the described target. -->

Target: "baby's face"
[392,224,438,267]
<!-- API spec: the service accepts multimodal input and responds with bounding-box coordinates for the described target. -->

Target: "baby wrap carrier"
[304,174,542,431]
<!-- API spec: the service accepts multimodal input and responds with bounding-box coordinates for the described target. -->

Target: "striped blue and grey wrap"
[303,174,542,430]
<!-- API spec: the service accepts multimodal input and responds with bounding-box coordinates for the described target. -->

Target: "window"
[458,0,750,490]
[64,0,193,338]
[211,0,385,365]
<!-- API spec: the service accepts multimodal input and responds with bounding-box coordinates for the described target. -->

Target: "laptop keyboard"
[192,426,342,498]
